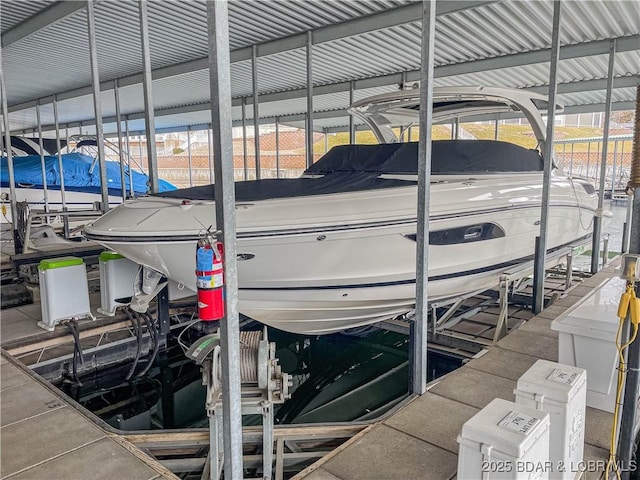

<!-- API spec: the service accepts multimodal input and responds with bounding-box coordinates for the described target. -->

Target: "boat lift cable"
[137,312,159,378]
[124,308,143,381]
[64,319,84,387]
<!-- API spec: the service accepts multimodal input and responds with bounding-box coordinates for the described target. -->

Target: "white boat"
[84,87,598,335]
[0,136,175,224]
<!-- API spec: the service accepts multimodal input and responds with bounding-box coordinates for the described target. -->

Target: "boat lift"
[382,234,609,354]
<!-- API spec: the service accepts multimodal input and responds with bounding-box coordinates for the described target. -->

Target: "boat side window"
[406,223,506,245]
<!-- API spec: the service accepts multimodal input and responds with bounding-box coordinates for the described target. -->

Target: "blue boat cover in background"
[1,153,175,195]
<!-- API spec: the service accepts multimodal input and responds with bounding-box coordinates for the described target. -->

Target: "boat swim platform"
[295,264,619,480]
[0,350,178,480]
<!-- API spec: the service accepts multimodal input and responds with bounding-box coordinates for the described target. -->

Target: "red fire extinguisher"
[195,232,225,321]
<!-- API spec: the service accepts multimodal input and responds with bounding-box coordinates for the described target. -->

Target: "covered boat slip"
[155,140,545,202]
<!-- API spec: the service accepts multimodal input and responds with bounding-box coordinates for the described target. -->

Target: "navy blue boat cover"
[156,140,543,202]
[1,153,176,195]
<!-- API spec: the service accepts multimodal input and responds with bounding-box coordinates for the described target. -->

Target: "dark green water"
[58,324,464,431]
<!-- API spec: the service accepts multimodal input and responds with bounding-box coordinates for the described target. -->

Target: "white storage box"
[515,360,586,479]
[551,277,626,413]
[97,252,140,316]
[38,256,93,331]
[457,398,550,480]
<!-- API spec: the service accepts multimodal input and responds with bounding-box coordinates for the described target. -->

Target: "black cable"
[124,308,143,381]
[65,319,84,387]
[137,312,159,378]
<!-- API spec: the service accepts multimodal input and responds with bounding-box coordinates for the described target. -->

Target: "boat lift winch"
[186,327,292,480]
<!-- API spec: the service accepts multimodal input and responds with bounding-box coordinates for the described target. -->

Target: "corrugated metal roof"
[1,0,638,134]
[0,0,52,32]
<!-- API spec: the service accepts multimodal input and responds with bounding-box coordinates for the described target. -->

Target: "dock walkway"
[297,266,618,480]
[0,349,178,480]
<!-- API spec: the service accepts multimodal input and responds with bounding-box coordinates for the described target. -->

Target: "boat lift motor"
[186,327,292,480]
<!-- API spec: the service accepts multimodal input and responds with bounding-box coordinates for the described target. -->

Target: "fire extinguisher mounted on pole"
[196,229,225,321]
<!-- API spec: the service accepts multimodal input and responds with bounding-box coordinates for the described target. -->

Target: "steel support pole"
[305,31,314,168]
[618,85,640,480]
[612,140,619,193]
[35,100,50,213]
[533,0,562,314]
[251,45,261,180]
[0,53,20,250]
[114,79,127,201]
[52,95,67,216]
[207,125,213,183]
[275,118,280,179]
[323,128,328,153]
[412,0,436,395]
[349,81,355,144]
[494,113,499,140]
[86,0,109,212]
[125,117,134,195]
[241,97,248,180]
[591,39,616,273]
[187,127,193,187]
[139,0,159,193]
[206,1,243,478]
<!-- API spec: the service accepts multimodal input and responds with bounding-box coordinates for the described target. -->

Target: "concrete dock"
[0,349,178,480]
[296,267,617,480]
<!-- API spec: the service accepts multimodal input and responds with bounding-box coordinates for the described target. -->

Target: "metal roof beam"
[234,35,640,108]
[1,1,88,48]
[5,1,493,110]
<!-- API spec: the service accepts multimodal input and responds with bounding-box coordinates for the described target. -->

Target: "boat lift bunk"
[380,233,608,354]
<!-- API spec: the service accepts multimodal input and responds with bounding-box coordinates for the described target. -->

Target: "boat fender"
[196,234,225,321]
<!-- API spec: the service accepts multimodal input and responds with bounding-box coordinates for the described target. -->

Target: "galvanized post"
[586,142,591,179]
[618,87,640,477]
[52,96,67,211]
[86,0,109,212]
[252,44,261,180]
[187,127,193,187]
[206,1,243,478]
[114,79,127,201]
[275,118,280,179]
[323,128,329,153]
[591,39,616,273]
[0,53,21,251]
[242,97,248,180]
[349,81,355,144]
[533,0,562,314]
[412,0,436,395]
[494,114,499,141]
[612,140,618,194]
[139,0,159,193]
[35,100,50,213]
[561,143,566,170]
[305,31,314,167]
[125,117,135,196]
[53,95,70,238]
[569,142,574,175]
[207,125,214,183]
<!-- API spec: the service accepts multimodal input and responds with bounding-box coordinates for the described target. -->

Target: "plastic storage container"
[38,256,93,331]
[551,276,626,413]
[515,360,586,479]
[97,252,140,316]
[457,398,550,480]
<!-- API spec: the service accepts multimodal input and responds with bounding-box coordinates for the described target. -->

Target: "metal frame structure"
[206,1,243,477]
[532,0,562,314]
[411,0,436,395]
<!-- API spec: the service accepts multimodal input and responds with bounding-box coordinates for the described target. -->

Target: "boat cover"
[1,153,176,195]
[156,171,416,202]
[305,140,544,175]
[155,139,543,202]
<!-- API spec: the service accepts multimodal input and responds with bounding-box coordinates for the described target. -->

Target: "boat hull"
[85,173,596,334]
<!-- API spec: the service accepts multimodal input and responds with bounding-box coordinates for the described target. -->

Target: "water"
[57,325,464,431]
